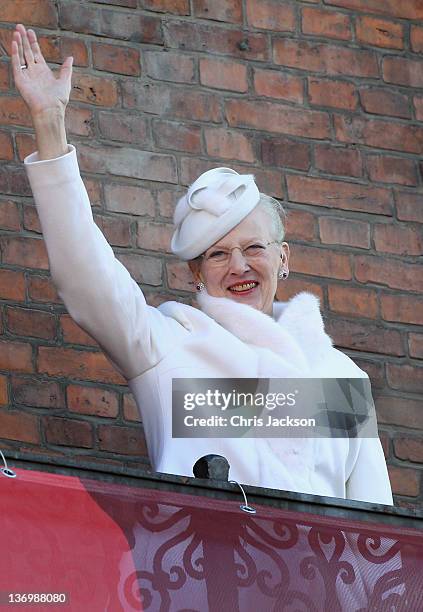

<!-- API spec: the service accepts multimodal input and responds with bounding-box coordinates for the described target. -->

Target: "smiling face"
[188,205,289,316]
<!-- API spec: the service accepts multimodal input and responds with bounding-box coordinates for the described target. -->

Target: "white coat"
[24,144,393,506]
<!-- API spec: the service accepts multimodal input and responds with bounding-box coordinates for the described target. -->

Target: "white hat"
[171,167,261,260]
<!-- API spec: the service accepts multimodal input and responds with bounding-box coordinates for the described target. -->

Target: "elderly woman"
[11,24,393,505]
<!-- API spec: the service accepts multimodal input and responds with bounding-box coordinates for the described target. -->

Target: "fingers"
[16,23,35,66]
[12,30,25,67]
[10,40,23,80]
[27,28,46,65]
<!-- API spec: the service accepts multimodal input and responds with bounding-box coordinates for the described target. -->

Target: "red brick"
[60,315,98,347]
[367,155,417,187]
[27,275,61,304]
[253,68,303,103]
[104,183,155,216]
[335,115,423,154]
[225,99,330,139]
[0,375,7,406]
[0,165,31,197]
[158,187,185,218]
[0,200,20,230]
[166,260,196,291]
[205,127,255,163]
[0,340,33,373]
[355,256,423,293]
[246,0,296,31]
[0,63,9,91]
[414,96,423,121]
[326,318,403,356]
[153,120,202,154]
[0,236,49,270]
[381,294,423,326]
[379,431,390,460]
[374,223,422,256]
[67,384,118,418]
[145,51,195,84]
[98,424,147,455]
[273,39,378,78]
[65,107,95,138]
[287,175,392,215]
[193,0,242,23]
[324,0,423,20]
[319,217,370,249]
[355,359,385,389]
[0,408,39,443]
[6,307,56,340]
[360,88,410,119]
[164,21,269,61]
[409,333,423,359]
[383,56,423,88]
[394,436,423,463]
[355,16,404,49]
[98,112,150,146]
[116,253,162,285]
[376,396,423,429]
[85,178,103,209]
[308,78,357,110]
[0,97,33,128]
[38,347,126,385]
[261,137,310,171]
[18,204,39,232]
[410,25,423,53]
[123,393,141,422]
[180,157,284,198]
[71,72,118,107]
[276,279,324,303]
[395,191,423,224]
[78,144,177,183]
[141,0,190,14]
[44,416,93,448]
[0,269,25,301]
[290,245,352,280]
[0,0,57,26]
[38,34,89,67]
[94,213,132,248]
[136,220,173,253]
[0,132,13,161]
[285,209,316,242]
[314,145,362,178]
[60,4,163,44]
[122,82,221,123]
[200,57,247,92]
[387,363,423,393]
[92,42,140,76]
[328,285,378,319]
[15,133,37,162]
[388,466,419,497]
[12,376,64,409]
[302,7,351,40]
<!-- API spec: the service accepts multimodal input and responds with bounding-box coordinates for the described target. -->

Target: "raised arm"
[10,24,186,380]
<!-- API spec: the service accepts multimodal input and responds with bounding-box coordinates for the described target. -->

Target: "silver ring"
[21,64,27,69]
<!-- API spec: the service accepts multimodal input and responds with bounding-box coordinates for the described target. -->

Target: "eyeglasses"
[201,241,280,267]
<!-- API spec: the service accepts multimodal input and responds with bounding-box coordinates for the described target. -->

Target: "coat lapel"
[196,290,333,371]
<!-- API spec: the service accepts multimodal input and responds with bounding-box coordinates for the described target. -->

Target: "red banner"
[1,468,422,611]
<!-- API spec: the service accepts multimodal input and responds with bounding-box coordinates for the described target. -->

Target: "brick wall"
[0,0,421,508]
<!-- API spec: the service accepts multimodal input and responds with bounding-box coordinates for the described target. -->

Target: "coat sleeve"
[346,436,394,505]
[24,144,187,381]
